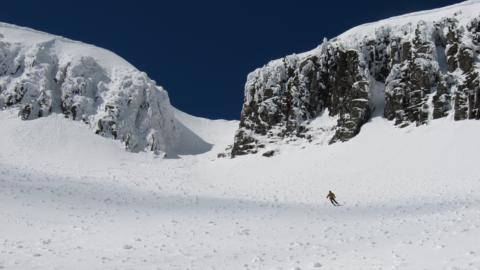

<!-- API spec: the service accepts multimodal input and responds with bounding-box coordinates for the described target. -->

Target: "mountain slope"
[0,22,178,155]
[232,0,480,156]
[2,106,480,269]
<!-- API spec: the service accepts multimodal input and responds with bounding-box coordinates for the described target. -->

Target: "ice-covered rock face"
[232,1,480,157]
[0,24,178,155]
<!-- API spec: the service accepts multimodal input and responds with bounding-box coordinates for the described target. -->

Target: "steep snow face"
[0,23,178,155]
[232,1,480,156]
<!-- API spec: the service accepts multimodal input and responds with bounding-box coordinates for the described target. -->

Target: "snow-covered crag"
[0,23,178,155]
[232,0,480,156]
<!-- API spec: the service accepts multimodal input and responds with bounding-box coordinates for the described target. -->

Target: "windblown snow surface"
[2,1,480,270]
[1,107,480,270]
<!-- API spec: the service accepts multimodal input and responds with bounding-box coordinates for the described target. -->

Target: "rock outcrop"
[0,23,178,155]
[232,2,480,156]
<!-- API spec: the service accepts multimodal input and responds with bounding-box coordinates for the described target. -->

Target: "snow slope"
[310,0,480,53]
[1,106,480,269]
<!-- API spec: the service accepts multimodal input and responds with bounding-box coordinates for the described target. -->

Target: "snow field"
[1,109,480,269]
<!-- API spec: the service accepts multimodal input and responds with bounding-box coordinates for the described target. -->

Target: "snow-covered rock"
[232,0,480,156]
[0,23,178,155]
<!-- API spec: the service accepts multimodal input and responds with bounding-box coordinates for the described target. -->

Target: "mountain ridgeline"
[231,3,480,157]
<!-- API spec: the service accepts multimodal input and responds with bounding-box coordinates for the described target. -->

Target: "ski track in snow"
[1,109,480,270]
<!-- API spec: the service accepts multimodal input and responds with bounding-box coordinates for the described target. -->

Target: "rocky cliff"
[0,23,178,155]
[232,1,480,156]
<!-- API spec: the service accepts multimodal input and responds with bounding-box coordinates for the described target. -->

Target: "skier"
[326,190,340,206]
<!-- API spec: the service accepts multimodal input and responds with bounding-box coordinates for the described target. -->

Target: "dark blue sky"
[0,0,461,119]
